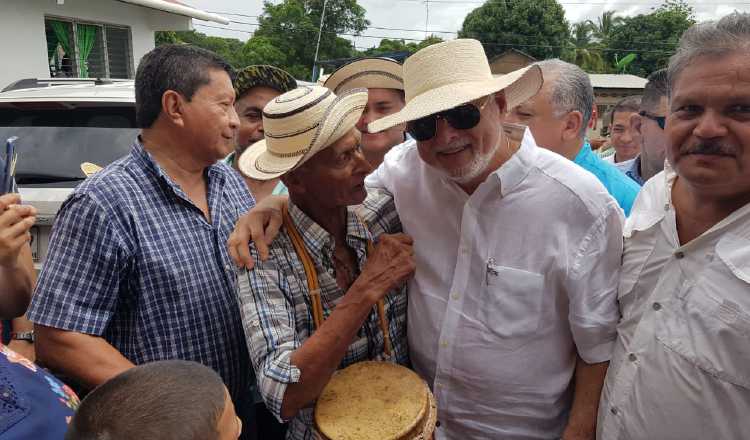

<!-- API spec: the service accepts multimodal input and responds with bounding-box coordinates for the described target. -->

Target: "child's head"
[65,360,242,440]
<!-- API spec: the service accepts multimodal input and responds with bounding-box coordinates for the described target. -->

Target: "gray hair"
[533,59,594,139]
[668,12,750,95]
[641,69,668,113]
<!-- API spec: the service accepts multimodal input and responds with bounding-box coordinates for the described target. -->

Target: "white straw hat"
[323,57,404,94]
[368,39,543,133]
[238,85,368,180]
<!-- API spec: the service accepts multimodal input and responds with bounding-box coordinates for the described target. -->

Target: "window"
[45,18,133,79]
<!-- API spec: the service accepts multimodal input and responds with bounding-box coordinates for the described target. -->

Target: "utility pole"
[312,0,330,82]
[424,0,430,38]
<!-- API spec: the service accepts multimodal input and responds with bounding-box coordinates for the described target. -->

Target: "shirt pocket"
[656,237,750,390]
[479,263,545,350]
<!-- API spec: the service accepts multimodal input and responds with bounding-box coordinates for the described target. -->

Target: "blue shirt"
[574,142,640,216]
[0,345,78,439]
[28,140,255,402]
[625,156,645,186]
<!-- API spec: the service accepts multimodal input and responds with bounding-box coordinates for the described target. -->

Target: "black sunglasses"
[638,110,666,130]
[407,98,490,141]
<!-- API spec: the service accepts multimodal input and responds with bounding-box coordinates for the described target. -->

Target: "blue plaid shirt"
[237,190,408,440]
[28,139,255,401]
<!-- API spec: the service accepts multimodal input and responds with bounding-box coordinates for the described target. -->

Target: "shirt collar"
[492,127,538,197]
[573,139,593,164]
[626,156,645,186]
[287,201,372,261]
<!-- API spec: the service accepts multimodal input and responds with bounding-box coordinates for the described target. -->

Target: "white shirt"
[603,154,636,174]
[598,166,750,440]
[366,129,623,439]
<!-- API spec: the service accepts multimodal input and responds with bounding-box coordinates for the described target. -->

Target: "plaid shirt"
[28,139,255,402]
[237,190,408,440]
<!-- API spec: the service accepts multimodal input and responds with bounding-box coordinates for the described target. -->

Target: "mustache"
[435,139,470,154]
[681,142,736,156]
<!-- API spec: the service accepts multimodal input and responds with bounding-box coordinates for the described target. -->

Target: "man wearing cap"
[230,39,623,439]
[323,58,407,168]
[230,65,297,202]
[234,85,414,439]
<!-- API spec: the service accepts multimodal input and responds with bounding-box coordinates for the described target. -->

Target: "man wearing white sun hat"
[323,57,407,167]
[234,85,414,440]
[230,39,624,439]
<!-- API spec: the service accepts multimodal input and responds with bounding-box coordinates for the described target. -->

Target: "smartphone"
[3,136,18,194]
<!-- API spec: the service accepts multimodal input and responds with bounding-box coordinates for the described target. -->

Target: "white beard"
[435,139,500,184]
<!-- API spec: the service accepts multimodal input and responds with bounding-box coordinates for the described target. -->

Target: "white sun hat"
[238,85,368,180]
[368,39,543,133]
[323,57,404,94]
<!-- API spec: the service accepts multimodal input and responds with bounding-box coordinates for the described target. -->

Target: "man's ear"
[280,169,305,196]
[630,113,643,137]
[161,90,186,128]
[562,111,584,142]
[493,91,508,115]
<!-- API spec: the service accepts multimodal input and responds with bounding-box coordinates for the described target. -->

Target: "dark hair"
[641,69,668,113]
[610,95,642,126]
[135,44,235,128]
[65,360,228,440]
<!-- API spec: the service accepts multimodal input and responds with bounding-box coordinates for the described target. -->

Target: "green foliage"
[249,0,368,79]
[605,0,695,77]
[614,53,637,73]
[154,30,247,67]
[362,35,444,57]
[458,0,570,60]
[562,21,607,73]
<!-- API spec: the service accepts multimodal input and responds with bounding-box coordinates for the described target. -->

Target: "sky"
[184,0,750,50]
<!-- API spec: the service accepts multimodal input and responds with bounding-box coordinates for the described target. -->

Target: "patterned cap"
[234,65,297,98]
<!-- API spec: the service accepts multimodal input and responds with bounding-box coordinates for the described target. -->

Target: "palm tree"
[564,21,606,72]
[589,10,625,43]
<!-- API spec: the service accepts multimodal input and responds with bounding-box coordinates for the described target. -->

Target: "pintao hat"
[234,65,297,98]
[368,39,543,133]
[323,57,404,94]
[237,85,368,180]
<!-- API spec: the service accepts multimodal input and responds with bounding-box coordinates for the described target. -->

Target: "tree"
[154,30,247,67]
[248,0,369,79]
[605,0,695,77]
[589,10,625,43]
[458,0,570,61]
[362,35,444,57]
[563,21,607,73]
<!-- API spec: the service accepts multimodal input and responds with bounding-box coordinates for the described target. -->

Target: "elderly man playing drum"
[230,39,624,440]
[234,85,415,440]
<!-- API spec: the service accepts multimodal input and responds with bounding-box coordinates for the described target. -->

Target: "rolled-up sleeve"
[28,193,129,335]
[237,251,302,421]
[567,201,624,364]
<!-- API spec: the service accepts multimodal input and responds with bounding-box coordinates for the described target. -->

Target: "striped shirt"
[237,190,408,440]
[28,139,255,402]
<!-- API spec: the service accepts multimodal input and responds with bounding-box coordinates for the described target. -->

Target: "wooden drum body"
[314,362,437,440]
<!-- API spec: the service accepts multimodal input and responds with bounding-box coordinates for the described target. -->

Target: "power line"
[193,23,676,55]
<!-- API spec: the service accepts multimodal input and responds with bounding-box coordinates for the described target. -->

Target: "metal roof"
[0,81,135,104]
[115,0,229,24]
[589,74,647,90]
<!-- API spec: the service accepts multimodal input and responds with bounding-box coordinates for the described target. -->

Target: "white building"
[0,0,228,89]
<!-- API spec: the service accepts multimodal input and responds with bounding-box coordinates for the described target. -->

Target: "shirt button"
[652,302,662,311]
[610,407,618,415]
[675,251,685,259]
[451,293,460,300]
[251,320,260,327]
[628,353,637,362]
[440,340,449,348]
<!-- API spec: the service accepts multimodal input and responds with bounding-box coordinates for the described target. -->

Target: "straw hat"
[238,85,368,180]
[323,57,404,94]
[368,39,543,133]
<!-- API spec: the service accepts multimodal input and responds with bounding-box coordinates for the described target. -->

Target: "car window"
[0,106,137,185]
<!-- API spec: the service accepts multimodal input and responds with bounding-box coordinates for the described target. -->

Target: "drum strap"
[282,207,392,357]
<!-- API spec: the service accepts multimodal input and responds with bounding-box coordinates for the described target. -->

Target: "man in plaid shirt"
[234,85,414,440]
[27,45,258,435]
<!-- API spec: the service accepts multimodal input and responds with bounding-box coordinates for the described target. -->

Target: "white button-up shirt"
[598,166,750,440]
[366,129,623,439]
